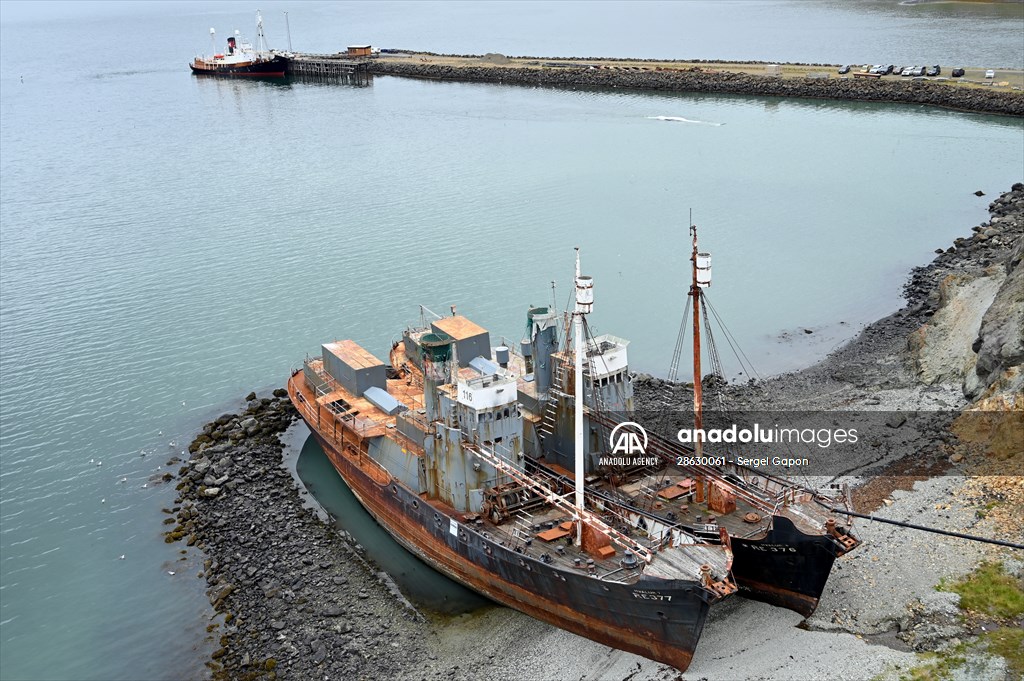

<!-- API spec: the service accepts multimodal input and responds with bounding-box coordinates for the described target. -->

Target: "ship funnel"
[528,306,558,394]
[696,252,712,288]
[519,339,533,373]
[420,332,453,423]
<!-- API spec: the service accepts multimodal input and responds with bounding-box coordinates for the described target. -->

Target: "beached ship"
[288,251,737,671]
[515,225,861,615]
[190,11,287,78]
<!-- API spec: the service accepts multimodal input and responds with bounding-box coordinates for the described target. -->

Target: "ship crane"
[468,443,653,563]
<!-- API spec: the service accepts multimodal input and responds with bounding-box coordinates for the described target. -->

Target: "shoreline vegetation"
[365,52,1024,116]
[166,185,1023,679]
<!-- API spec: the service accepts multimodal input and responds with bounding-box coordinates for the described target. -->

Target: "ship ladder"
[537,360,570,440]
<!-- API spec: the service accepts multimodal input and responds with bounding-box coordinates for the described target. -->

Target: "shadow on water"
[286,428,489,615]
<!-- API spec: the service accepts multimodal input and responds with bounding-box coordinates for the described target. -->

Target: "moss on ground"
[938,561,1024,620]
[981,627,1023,679]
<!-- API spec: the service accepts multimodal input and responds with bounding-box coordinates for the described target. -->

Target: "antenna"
[284,11,293,52]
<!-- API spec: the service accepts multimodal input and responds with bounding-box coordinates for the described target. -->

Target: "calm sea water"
[1,2,1022,679]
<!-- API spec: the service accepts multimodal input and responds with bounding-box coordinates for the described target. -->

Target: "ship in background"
[190,11,287,78]
[288,251,737,672]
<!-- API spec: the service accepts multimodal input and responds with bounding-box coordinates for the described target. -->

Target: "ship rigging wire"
[814,501,1024,550]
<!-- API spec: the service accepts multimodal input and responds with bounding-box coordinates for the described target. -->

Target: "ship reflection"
[293,433,490,615]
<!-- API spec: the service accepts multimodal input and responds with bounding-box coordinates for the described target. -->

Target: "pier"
[285,54,371,84]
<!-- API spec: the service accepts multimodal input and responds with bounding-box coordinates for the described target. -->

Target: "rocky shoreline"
[167,186,1022,679]
[166,393,436,680]
[368,59,1024,116]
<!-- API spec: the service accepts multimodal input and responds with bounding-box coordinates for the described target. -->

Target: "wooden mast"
[690,225,703,457]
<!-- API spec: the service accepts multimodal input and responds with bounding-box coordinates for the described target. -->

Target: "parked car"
[926,65,940,77]
[869,64,884,74]
[951,68,965,77]
[838,65,851,74]
[985,69,996,79]
[901,67,916,77]
[884,64,895,75]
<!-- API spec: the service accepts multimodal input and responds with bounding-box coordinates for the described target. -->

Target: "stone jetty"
[368,58,1024,116]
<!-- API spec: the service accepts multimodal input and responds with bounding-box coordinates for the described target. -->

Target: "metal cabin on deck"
[431,315,492,368]
[321,340,387,397]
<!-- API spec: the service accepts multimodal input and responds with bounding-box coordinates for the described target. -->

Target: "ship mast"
[689,225,712,455]
[255,10,268,54]
[573,248,593,546]
[690,225,703,457]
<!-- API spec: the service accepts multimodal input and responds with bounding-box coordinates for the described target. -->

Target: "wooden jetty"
[284,54,371,84]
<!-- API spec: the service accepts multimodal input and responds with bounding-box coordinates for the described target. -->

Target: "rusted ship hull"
[288,375,713,671]
[732,517,843,616]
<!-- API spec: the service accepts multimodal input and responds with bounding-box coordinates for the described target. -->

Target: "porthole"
[411,500,419,509]
[391,485,398,494]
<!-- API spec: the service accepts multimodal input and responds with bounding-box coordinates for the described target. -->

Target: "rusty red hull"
[288,375,714,671]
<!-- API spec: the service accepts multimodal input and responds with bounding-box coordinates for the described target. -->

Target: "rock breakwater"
[369,60,1024,116]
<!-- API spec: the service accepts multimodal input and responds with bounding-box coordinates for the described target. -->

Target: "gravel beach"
[167,186,1023,680]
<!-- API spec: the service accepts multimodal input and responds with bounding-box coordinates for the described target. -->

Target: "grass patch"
[900,650,967,681]
[938,561,1024,620]
[975,499,1001,519]
[982,627,1024,679]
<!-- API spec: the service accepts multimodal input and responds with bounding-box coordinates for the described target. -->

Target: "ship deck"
[592,472,772,540]
[289,361,731,585]
[419,494,730,585]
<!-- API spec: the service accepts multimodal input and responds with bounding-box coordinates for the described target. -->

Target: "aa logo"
[609,422,648,455]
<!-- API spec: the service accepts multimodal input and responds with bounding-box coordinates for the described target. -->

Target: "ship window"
[504,408,510,418]
[434,514,441,526]
[391,485,398,494]
[411,500,419,509]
